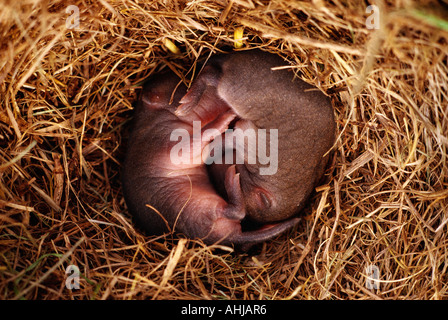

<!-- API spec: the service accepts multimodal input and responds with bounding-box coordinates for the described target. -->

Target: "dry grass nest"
[1,0,448,300]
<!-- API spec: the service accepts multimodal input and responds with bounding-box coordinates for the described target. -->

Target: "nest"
[1,0,448,300]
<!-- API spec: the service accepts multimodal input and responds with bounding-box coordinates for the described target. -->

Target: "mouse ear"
[140,90,167,109]
[250,187,275,211]
[140,72,186,110]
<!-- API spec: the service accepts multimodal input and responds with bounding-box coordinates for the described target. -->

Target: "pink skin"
[122,72,300,249]
[176,50,336,224]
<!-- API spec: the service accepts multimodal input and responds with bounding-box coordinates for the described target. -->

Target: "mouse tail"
[205,165,300,251]
[205,216,300,252]
[230,217,300,251]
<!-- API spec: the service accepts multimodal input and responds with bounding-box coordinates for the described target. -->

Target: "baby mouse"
[122,71,300,250]
[176,50,335,225]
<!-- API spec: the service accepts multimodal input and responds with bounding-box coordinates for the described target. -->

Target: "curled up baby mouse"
[122,50,335,250]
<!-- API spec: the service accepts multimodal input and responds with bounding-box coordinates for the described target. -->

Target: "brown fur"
[122,70,300,249]
[176,50,336,223]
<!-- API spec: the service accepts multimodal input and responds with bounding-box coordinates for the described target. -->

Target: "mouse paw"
[201,111,236,147]
[222,165,245,221]
[176,87,203,116]
[176,65,222,119]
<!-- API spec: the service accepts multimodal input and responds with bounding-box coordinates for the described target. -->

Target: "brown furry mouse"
[175,50,335,224]
[122,71,300,249]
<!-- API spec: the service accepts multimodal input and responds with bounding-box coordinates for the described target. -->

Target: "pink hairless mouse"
[122,50,335,249]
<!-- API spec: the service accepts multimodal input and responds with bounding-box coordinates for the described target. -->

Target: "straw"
[1,0,447,299]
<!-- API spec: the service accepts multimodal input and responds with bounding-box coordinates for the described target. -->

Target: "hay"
[1,0,447,300]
